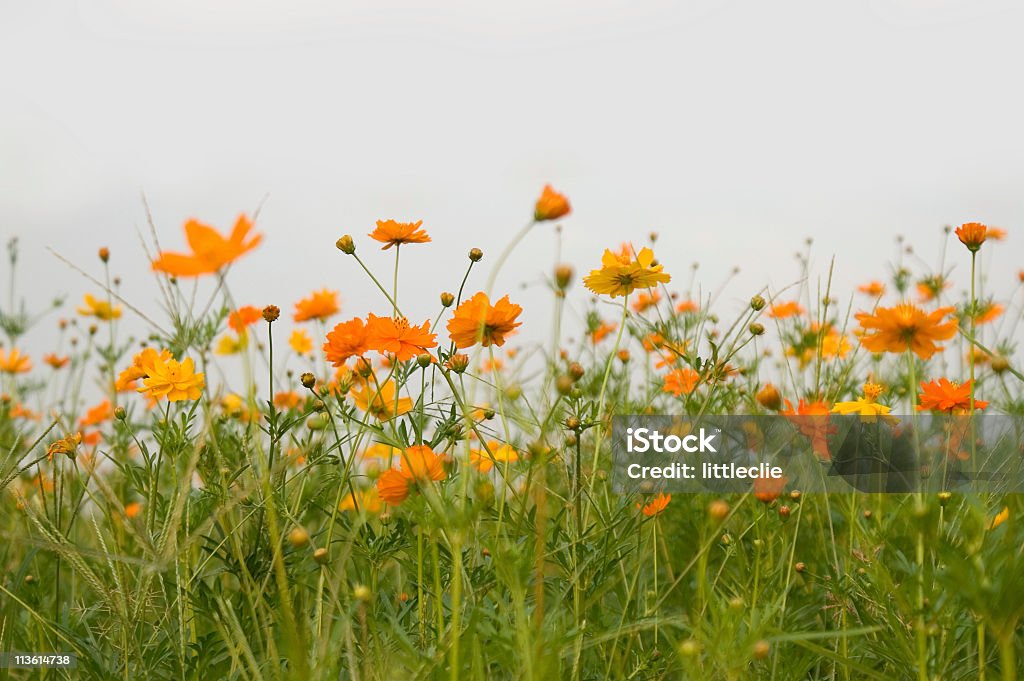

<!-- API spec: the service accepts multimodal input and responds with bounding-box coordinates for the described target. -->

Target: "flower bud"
[468,248,483,262]
[708,499,729,522]
[262,305,280,323]
[555,375,574,396]
[300,372,316,389]
[313,547,329,565]
[991,355,1010,374]
[440,292,455,307]
[554,264,574,290]
[98,247,110,263]
[755,383,782,411]
[568,362,585,381]
[114,406,127,421]
[416,353,432,368]
[288,526,310,549]
[353,584,371,602]
[565,416,581,430]
[446,353,469,374]
[748,322,765,336]
[336,235,356,254]
[752,640,770,660]
[750,295,766,311]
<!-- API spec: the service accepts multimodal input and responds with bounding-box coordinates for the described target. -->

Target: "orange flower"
[534,184,571,222]
[469,441,519,473]
[43,354,70,369]
[124,502,142,519]
[79,400,113,427]
[955,222,987,252]
[152,214,262,277]
[916,275,950,302]
[970,301,1003,325]
[77,293,122,321]
[352,379,413,421]
[663,367,700,396]
[0,348,31,374]
[376,445,448,505]
[676,299,699,314]
[47,433,82,461]
[753,476,787,503]
[590,320,617,344]
[767,301,804,319]
[365,314,437,361]
[136,353,205,402]
[116,348,173,391]
[631,290,661,313]
[274,391,302,409]
[637,493,671,517]
[323,317,370,366]
[856,304,957,359]
[340,487,383,513]
[293,289,340,322]
[447,292,523,349]
[584,247,671,298]
[781,399,834,460]
[857,281,885,297]
[376,469,411,505]
[289,329,313,355]
[368,219,430,250]
[228,306,262,334]
[917,378,988,413]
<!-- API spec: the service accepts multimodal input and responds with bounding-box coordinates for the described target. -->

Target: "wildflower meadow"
[2,186,1024,680]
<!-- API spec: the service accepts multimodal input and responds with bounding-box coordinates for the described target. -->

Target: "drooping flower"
[375,445,448,505]
[228,306,262,334]
[447,292,523,349]
[376,469,412,505]
[324,317,370,366]
[365,314,437,361]
[152,214,262,277]
[663,367,700,396]
[968,300,1004,326]
[637,493,671,517]
[289,329,313,355]
[136,353,205,402]
[47,433,82,461]
[293,289,340,322]
[855,303,957,360]
[583,247,671,298]
[534,185,571,222]
[589,320,617,344]
[77,293,122,321]
[368,220,431,250]
[917,378,988,413]
[955,222,988,252]
[756,383,782,411]
[675,299,699,314]
[0,348,32,374]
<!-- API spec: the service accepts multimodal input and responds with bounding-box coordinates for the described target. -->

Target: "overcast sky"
[3,0,1022,386]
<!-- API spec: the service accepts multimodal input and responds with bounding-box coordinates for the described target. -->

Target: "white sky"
[2,0,1023,387]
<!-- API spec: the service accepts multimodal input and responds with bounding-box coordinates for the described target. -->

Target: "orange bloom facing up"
[376,445,448,505]
[955,222,988,252]
[447,292,523,349]
[0,348,32,374]
[323,317,370,366]
[365,314,437,361]
[534,184,571,222]
[152,214,262,277]
[352,379,413,421]
[77,293,122,321]
[368,219,431,250]
[637,493,671,517]
[293,289,340,322]
[855,303,957,360]
[663,367,700,396]
[228,306,262,334]
[917,378,988,413]
[136,353,205,402]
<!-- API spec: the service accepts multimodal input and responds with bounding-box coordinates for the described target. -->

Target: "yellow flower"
[137,353,205,402]
[77,293,122,321]
[0,348,32,374]
[214,333,248,356]
[352,379,413,421]
[469,441,519,473]
[832,383,893,420]
[583,247,670,298]
[47,433,82,460]
[289,329,313,355]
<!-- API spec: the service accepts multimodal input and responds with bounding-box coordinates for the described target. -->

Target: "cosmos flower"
[152,214,262,277]
[324,317,370,366]
[663,367,700,396]
[289,329,313,355]
[583,247,671,298]
[855,303,957,360]
[534,185,571,222]
[352,379,413,421]
[375,445,448,505]
[365,314,437,361]
[637,493,671,517]
[955,222,988,252]
[368,220,431,250]
[469,441,519,473]
[447,292,523,349]
[228,306,262,334]
[136,353,205,402]
[293,289,340,322]
[77,293,122,321]
[917,378,988,413]
[0,348,32,374]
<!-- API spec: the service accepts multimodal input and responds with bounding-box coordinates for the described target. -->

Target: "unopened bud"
[300,372,316,389]
[262,305,280,323]
[468,248,483,262]
[336,235,356,254]
[750,295,766,311]
[440,292,455,307]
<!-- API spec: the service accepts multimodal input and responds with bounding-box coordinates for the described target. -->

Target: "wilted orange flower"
[447,292,523,349]
[47,433,82,461]
[663,367,700,396]
[152,214,262,277]
[79,400,113,427]
[631,290,661,313]
[857,281,885,297]
[470,441,519,473]
[136,353,205,402]
[534,184,571,222]
[289,329,313,354]
[855,304,957,360]
[365,314,437,361]
[324,317,370,366]
[228,306,262,333]
[584,247,671,298]
[376,445,448,505]
[917,378,988,413]
[368,219,430,250]
[293,289,340,322]
[77,293,122,321]
[340,487,383,513]
[43,354,70,369]
[352,379,413,421]
[0,348,31,374]
[955,222,988,252]
[637,493,671,517]
[767,301,804,319]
